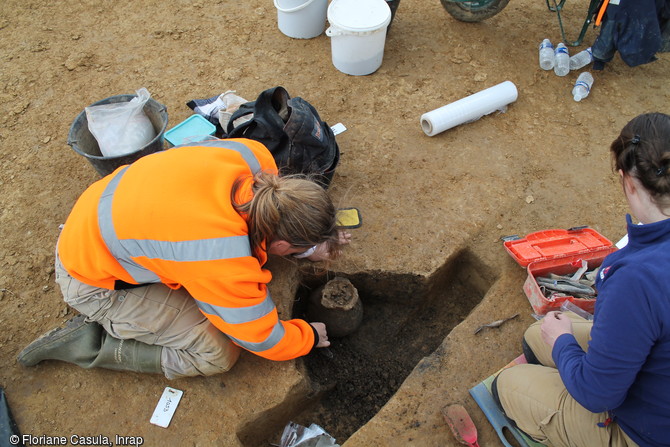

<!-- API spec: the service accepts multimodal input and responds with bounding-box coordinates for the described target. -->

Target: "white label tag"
[609,0,620,5]
[330,123,347,135]
[150,387,183,428]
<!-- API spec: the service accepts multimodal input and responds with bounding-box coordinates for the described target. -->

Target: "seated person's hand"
[541,311,573,348]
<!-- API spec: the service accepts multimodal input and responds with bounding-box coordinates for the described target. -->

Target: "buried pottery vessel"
[307,277,363,337]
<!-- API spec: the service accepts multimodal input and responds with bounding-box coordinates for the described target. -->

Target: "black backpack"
[226,86,340,188]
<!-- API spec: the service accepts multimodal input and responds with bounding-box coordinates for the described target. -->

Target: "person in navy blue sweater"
[494,112,670,447]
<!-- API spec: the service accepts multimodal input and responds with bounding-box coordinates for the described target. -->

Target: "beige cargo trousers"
[55,255,240,379]
[496,312,638,447]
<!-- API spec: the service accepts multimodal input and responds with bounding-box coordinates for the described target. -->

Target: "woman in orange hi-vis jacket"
[17,139,350,379]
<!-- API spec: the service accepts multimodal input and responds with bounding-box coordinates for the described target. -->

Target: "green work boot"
[17,314,163,374]
[18,314,101,367]
[89,332,162,374]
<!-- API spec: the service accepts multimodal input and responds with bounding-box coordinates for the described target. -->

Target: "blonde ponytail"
[233,171,339,258]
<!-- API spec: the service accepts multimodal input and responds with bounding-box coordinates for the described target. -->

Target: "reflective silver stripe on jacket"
[197,293,276,324]
[98,166,160,284]
[174,139,263,174]
[227,323,286,353]
[198,294,287,352]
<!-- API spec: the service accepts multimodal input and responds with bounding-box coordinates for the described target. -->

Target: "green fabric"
[18,317,162,374]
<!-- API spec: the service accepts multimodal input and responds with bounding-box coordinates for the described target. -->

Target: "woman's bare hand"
[307,230,352,262]
[541,311,573,348]
[310,322,330,348]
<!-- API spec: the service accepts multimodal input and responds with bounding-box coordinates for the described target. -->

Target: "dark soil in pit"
[286,259,494,443]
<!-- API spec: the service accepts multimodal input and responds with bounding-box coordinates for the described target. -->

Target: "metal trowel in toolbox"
[442,404,480,447]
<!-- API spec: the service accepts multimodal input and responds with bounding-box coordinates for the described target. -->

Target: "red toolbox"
[503,226,617,316]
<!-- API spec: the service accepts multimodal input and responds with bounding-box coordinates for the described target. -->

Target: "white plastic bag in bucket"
[275,0,328,39]
[85,87,156,157]
[326,0,392,76]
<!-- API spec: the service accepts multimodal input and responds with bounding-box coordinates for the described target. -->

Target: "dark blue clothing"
[553,215,670,447]
[592,0,670,69]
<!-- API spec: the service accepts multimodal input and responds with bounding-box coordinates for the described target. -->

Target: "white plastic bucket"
[274,0,328,39]
[326,0,392,76]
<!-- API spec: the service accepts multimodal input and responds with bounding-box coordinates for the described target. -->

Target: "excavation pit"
[239,251,495,446]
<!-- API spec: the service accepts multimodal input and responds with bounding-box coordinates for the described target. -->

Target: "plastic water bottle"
[572,72,594,102]
[570,47,593,70]
[538,39,555,70]
[554,43,570,76]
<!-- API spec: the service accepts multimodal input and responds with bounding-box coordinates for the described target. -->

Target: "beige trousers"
[495,313,638,447]
[55,256,240,379]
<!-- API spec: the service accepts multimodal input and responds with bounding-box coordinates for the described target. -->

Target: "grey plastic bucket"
[67,94,169,177]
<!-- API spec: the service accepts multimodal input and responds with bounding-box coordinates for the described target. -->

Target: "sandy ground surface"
[1,0,668,446]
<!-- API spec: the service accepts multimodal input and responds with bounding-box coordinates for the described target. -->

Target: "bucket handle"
[325,26,381,37]
[274,0,317,13]
[325,26,344,37]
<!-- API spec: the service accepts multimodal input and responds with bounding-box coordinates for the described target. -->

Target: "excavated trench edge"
[237,249,496,447]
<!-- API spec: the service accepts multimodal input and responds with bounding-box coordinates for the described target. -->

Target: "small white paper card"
[150,387,183,428]
[330,123,347,136]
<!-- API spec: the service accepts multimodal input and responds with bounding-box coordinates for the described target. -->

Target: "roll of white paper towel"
[420,81,518,136]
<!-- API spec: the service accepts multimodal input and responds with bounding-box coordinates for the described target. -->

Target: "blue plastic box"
[165,115,217,147]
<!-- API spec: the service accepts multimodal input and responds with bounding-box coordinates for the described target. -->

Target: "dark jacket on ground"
[592,0,670,69]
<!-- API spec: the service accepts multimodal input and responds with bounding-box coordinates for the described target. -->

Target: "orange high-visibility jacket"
[58,139,316,360]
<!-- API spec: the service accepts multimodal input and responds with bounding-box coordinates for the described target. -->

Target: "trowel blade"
[442,404,479,447]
